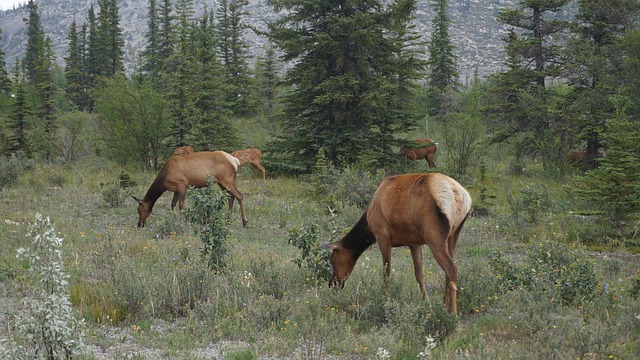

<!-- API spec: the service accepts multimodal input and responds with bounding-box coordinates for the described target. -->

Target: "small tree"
[570,94,640,232]
[185,181,230,272]
[6,214,85,359]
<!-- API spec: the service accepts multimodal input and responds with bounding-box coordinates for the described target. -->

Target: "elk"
[133,151,248,228]
[321,173,472,314]
[172,145,195,156]
[231,148,267,183]
[399,138,438,168]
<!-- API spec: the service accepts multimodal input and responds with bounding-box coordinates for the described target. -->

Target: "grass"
[0,154,639,359]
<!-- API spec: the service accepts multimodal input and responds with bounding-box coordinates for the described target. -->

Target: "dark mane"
[142,170,167,205]
[341,212,375,260]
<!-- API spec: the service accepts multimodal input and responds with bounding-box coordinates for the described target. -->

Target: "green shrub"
[287,223,332,283]
[0,152,31,190]
[489,241,597,306]
[312,148,385,209]
[185,182,230,272]
[385,299,458,343]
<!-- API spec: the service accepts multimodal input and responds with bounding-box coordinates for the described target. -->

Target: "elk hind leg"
[410,245,431,303]
[428,243,458,314]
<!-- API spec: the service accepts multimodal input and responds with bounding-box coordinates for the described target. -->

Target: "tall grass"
[0,156,638,359]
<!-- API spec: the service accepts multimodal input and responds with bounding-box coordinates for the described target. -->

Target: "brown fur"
[399,138,437,168]
[133,151,248,228]
[231,148,267,183]
[173,145,195,156]
[321,173,472,314]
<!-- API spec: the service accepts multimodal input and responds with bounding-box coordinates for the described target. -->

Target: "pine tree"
[101,0,125,76]
[6,61,32,155]
[192,9,240,151]
[217,0,256,117]
[23,0,58,159]
[254,44,281,120]
[0,29,10,95]
[426,0,459,122]
[164,0,197,148]
[65,19,88,110]
[157,0,175,75]
[143,0,161,80]
[24,0,45,86]
[571,94,640,232]
[267,0,423,170]
[564,0,640,169]
[498,0,570,88]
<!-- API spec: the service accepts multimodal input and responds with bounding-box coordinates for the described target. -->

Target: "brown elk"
[321,173,472,314]
[133,151,248,228]
[231,148,267,183]
[173,145,195,156]
[399,138,438,168]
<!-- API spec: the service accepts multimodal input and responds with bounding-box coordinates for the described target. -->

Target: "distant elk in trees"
[399,138,438,168]
[173,145,195,156]
[568,149,604,170]
[231,148,267,183]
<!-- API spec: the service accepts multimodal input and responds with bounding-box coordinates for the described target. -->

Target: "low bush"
[489,240,597,306]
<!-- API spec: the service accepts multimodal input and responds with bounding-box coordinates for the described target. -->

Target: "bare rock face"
[0,0,576,79]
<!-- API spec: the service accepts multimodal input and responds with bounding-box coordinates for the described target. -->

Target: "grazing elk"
[399,138,438,168]
[133,151,248,228]
[231,148,267,183]
[173,145,195,156]
[321,173,472,314]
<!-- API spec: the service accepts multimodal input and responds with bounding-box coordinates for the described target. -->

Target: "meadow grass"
[0,155,638,359]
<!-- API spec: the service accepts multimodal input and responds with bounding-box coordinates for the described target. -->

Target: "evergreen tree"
[571,94,640,232]
[143,0,161,80]
[23,0,58,159]
[266,0,423,170]
[254,44,281,120]
[24,0,45,86]
[100,0,125,76]
[426,0,459,122]
[0,29,10,95]
[85,5,100,111]
[65,19,89,111]
[164,0,197,148]
[564,0,640,169]
[498,0,570,88]
[6,61,32,155]
[157,0,175,78]
[216,0,256,117]
[192,9,240,151]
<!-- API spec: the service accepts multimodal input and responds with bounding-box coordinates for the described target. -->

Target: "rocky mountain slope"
[0,0,576,81]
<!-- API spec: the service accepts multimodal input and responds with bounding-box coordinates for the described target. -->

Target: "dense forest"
[0,0,639,236]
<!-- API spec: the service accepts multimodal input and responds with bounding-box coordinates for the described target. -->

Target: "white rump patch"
[222,151,240,171]
[431,176,472,229]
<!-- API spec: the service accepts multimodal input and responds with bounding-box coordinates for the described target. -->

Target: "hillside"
[0,0,579,80]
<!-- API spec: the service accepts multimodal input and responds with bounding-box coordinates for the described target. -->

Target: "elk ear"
[320,242,340,251]
[132,196,142,204]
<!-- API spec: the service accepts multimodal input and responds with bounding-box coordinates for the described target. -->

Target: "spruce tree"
[217,0,256,117]
[254,45,281,120]
[164,0,197,148]
[564,0,640,169]
[192,10,240,151]
[0,29,10,95]
[24,0,45,86]
[6,61,32,155]
[143,0,161,80]
[426,0,459,122]
[65,19,88,110]
[571,94,640,232]
[267,0,423,170]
